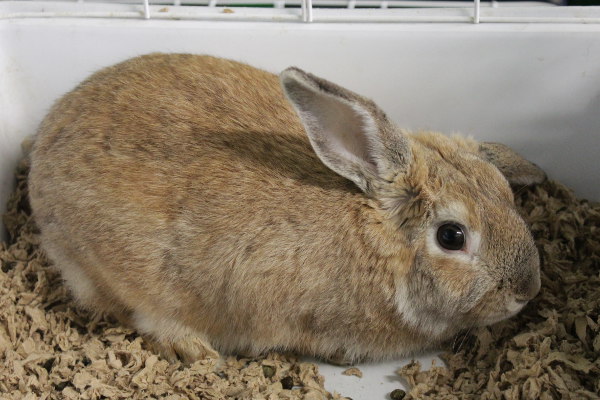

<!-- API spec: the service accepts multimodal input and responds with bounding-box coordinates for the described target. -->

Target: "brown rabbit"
[28,53,545,365]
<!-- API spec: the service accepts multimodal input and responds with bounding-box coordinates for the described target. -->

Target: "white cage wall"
[2,4,599,212]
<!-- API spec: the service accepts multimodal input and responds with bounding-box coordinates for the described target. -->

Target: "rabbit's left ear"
[280,67,411,193]
[479,142,546,186]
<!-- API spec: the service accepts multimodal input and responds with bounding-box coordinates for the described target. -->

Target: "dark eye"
[436,223,466,251]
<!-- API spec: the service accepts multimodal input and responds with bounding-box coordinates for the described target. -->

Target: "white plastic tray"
[315,353,440,398]
[1,7,599,398]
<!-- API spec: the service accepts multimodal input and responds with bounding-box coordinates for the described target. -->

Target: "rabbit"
[28,53,545,365]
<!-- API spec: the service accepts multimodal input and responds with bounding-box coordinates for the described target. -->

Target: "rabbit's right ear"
[479,142,546,186]
[280,67,411,193]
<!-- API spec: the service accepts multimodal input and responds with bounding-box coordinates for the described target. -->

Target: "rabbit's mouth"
[476,301,527,327]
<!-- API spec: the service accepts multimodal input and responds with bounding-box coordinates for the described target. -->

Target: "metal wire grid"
[3,0,600,23]
[102,0,539,23]
[141,0,480,22]
[131,0,590,23]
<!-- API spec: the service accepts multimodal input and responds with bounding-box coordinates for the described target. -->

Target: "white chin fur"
[478,302,526,326]
[395,283,451,339]
[507,299,527,313]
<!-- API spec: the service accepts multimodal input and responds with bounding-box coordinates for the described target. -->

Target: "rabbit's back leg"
[41,236,134,325]
[42,240,100,308]
[133,310,219,364]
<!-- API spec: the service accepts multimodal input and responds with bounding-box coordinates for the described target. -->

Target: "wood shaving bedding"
[2,156,599,399]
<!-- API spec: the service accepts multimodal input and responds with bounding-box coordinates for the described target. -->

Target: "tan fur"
[29,53,542,364]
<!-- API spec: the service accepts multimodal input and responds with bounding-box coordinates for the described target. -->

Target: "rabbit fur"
[28,53,544,364]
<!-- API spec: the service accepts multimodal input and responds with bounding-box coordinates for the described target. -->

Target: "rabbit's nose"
[514,258,541,302]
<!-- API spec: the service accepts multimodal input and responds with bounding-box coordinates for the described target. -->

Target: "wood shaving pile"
[0,157,346,400]
[398,180,600,399]
[1,155,599,399]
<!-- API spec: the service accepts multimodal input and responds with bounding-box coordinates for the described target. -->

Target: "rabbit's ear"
[479,142,546,186]
[280,67,411,193]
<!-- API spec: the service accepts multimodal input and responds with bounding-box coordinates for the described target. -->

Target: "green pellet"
[262,365,275,378]
[390,389,406,400]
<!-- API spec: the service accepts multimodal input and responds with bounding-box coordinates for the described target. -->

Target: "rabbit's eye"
[436,223,465,251]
